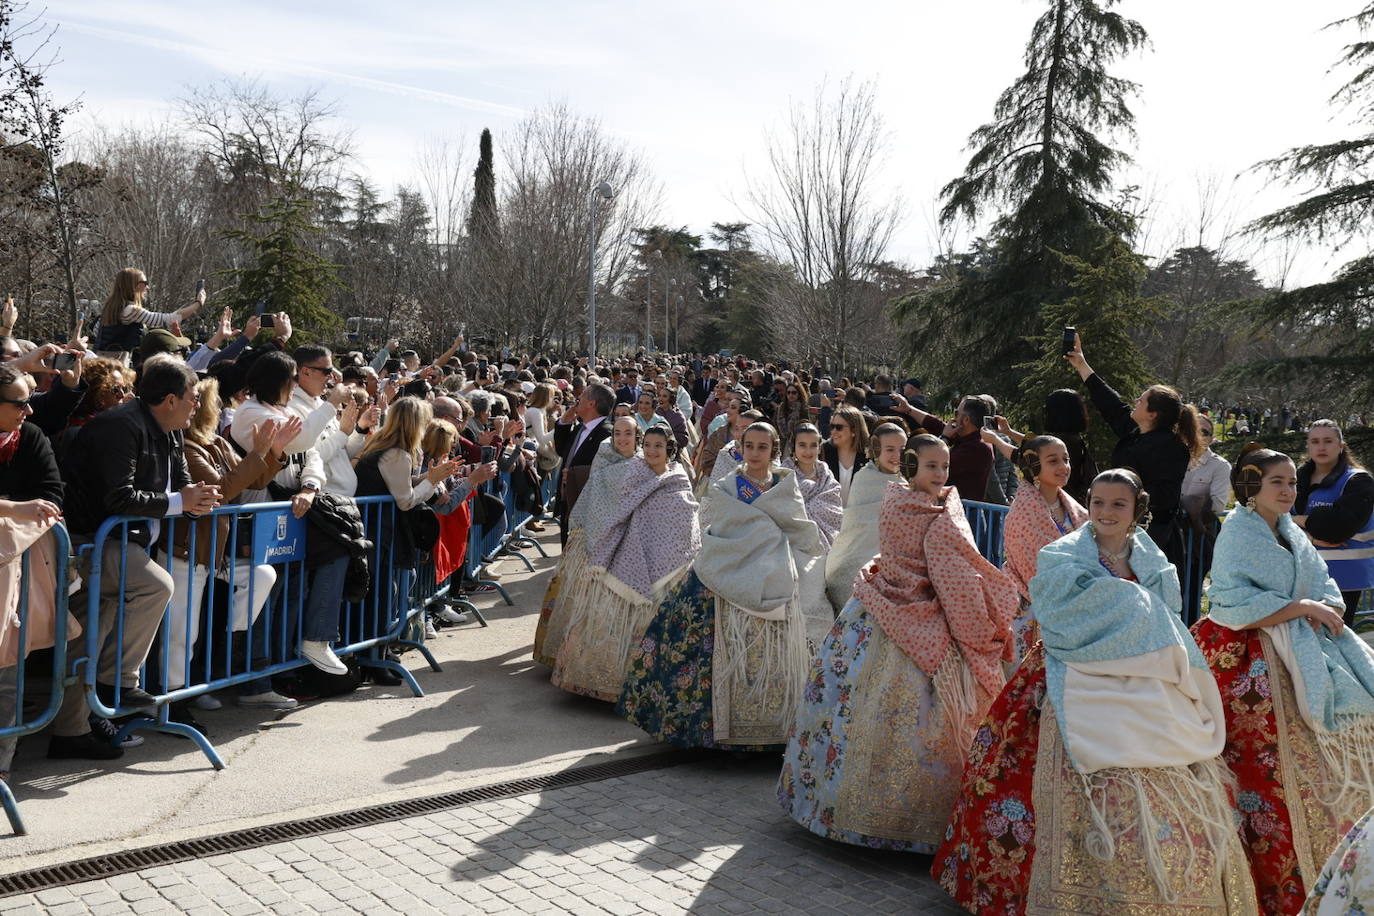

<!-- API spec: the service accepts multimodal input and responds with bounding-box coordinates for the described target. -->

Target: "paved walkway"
[0,757,963,915]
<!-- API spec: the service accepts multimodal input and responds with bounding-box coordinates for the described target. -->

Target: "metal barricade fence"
[76,497,438,770]
[961,498,1217,624]
[0,522,72,836]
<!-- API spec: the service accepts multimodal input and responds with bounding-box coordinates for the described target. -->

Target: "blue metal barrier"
[961,498,1216,623]
[76,497,439,769]
[0,523,71,836]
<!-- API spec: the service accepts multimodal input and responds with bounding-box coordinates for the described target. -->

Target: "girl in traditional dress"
[701,409,765,510]
[824,422,906,613]
[778,435,1018,851]
[532,416,640,667]
[617,422,821,750]
[1191,445,1374,914]
[782,423,843,645]
[552,427,700,701]
[936,469,1256,915]
[1002,436,1088,662]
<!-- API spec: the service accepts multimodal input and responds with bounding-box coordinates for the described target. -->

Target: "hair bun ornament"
[899,448,921,481]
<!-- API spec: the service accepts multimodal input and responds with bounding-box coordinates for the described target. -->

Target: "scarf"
[824,463,904,612]
[0,428,20,466]
[569,439,634,533]
[853,485,1017,700]
[694,467,821,618]
[1033,524,1225,774]
[782,458,843,551]
[587,459,700,602]
[1207,507,1374,733]
[1003,484,1088,602]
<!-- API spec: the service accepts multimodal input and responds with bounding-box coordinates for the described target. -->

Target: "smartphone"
[1062,326,1077,355]
[195,279,205,295]
[261,314,276,329]
[983,416,999,431]
[53,352,77,373]
[477,358,489,376]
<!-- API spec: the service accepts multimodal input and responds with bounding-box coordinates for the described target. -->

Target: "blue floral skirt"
[777,597,960,851]
[616,571,806,751]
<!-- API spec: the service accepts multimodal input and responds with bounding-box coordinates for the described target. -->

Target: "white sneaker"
[435,607,469,625]
[191,694,222,711]
[237,691,300,710]
[424,617,439,640]
[479,564,502,581]
[300,640,348,676]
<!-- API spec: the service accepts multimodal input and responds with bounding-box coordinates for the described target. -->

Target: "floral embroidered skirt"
[935,644,1257,915]
[615,571,807,751]
[1192,620,1368,915]
[776,597,960,852]
[532,530,588,667]
[1302,805,1374,915]
[552,571,676,703]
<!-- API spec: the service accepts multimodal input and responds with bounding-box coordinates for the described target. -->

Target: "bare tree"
[495,103,660,352]
[178,78,354,198]
[83,124,216,322]
[745,77,903,372]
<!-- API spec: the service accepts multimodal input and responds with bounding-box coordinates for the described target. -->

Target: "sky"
[34,0,1360,287]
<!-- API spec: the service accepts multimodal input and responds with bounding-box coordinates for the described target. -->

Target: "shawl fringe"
[932,647,982,756]
[1077,756,1236,904]
[1312,716,1374,811]
[713,595,811,737]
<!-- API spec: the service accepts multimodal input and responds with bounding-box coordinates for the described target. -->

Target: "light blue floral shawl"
[1206,506,1374,732]
[1031,524,1205,769]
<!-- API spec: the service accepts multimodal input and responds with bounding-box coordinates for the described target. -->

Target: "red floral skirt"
[1189,620,1309,915]
[932,645,1044,914]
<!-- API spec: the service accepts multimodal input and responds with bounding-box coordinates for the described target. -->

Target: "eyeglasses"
[111,386,134,396]
[0,396,31,408]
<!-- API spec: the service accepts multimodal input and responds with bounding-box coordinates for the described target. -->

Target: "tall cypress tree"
[894,0,1147,399]
[1239,5,1374,407]
[467,128,498,242]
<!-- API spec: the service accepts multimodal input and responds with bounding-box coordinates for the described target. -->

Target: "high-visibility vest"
[1306,466,1374,591]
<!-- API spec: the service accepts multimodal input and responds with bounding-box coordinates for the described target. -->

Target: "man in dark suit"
[553,382,615,545]
[691,367,718,407]
[57,357,221,748]
[615,368,642,405]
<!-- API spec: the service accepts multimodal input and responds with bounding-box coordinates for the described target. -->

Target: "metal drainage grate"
[0,748,705,898]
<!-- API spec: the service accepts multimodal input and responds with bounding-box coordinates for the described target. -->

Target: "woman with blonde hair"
[96,267,205,353]
[355,397,460,511]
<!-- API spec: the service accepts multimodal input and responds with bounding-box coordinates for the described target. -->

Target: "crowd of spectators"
[0,265,1369,793]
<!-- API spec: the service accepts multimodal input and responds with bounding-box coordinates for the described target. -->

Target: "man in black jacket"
[61,356,220,716]
[552,382,614,545]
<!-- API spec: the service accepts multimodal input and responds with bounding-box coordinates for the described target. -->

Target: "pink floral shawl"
[851,484,1018,697]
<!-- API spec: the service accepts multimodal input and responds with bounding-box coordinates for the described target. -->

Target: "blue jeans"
[303,556,349,643]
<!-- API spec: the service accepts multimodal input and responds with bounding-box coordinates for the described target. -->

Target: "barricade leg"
[114,709,225,770]
[447,597,489,628]
[0,780,24,836]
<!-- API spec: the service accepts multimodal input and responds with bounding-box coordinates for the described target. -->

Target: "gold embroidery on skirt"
[1027,712,1258,915]
[832,627,961,845]
[552,568,688,702]
[1263,631,1365,886]
[711,597,810,745]
[533,530,590,667]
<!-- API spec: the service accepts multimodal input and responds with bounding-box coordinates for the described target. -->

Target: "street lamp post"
[586,181,614,365]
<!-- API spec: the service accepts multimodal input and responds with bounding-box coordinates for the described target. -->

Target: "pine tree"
[1240,5,1374,407]
[467,128,498,242]
[1018,233,1161,454]
[221,195,341,340]
[894,0,1147,398]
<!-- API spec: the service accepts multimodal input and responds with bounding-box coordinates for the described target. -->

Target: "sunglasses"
[0,396,31,408]
[830,423,847,431]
